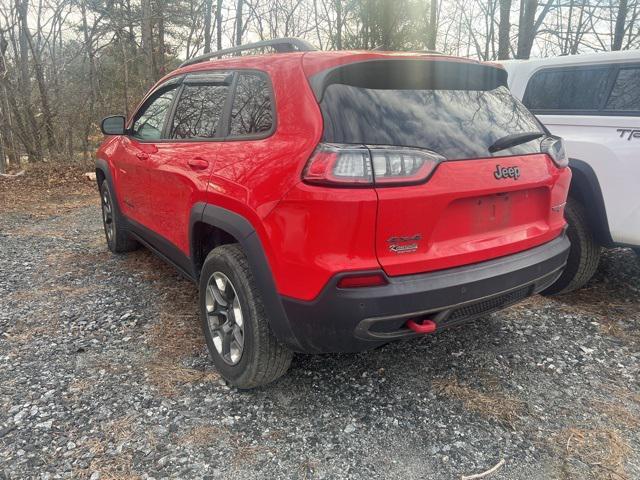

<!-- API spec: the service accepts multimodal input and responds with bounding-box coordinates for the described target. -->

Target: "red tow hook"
[406,318,437,334]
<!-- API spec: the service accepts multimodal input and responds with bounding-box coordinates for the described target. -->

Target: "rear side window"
[318,60,543,160]
[229,73,273,136]
[171,84,229,139]
[522,67,610,112]
[605,67,640,111]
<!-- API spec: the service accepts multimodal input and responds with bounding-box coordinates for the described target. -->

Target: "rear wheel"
[199,244,293,389]
[541,198,601,296]
[99,180,138,253]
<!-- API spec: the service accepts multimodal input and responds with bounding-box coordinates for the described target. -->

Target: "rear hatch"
[312,58,569,276]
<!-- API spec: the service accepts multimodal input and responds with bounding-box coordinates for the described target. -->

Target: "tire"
[199,244,293,389]
[99,179,138,253]
[541,198,601,296]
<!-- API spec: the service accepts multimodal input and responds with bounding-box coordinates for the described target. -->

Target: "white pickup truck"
[499,51,640,294]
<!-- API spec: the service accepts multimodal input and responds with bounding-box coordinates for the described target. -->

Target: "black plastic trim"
[280,234,570,353]
[193,203,301,349]
[126,218,197,282]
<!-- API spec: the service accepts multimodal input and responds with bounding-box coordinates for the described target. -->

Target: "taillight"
[369,147,443,185]
[541,136,568,168]
[302,144,372,186]
[303,143,443,187]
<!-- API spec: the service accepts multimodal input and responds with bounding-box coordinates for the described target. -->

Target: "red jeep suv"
[97,38,571,388]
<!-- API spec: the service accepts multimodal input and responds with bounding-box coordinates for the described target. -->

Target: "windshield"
[320,83,544,160]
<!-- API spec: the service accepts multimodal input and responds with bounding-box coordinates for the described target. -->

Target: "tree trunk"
[235,0,243,46]
[498,0,511,59]
[516,0,536,59]
[426,0,438,50]
[141,0,155,85]
[156,0,166,76]
[335,0,343,49]
[204,0,213,53]
[613,0,628,50]
[216,0,223,50]
[17,0,43,162]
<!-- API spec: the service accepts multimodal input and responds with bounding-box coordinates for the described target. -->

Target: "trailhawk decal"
[387,234,422,254]
[494,165,520,180]
[617,129,640,141]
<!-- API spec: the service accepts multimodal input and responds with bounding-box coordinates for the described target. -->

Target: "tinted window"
[171,84,229,139]
[132,88,177,140]
[522,68,610,111]
[229,73,273,136]
[321,85,543,160]
[605,67,640,111]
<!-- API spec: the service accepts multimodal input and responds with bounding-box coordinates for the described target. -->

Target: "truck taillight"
[541,136,568,168]
[303,143,444,187]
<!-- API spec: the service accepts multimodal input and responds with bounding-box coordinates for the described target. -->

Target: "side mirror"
[101,115,126,135]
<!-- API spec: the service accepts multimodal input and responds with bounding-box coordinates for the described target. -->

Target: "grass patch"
[432,376,526,427]
[179,424,228,445]
[145,282,219,396]
[555,428,631,480]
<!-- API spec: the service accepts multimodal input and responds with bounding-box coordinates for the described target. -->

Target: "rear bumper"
[279,233,570,353]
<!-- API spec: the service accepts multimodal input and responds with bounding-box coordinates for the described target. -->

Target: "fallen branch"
[0,170,25,178]
[461,459,506,480]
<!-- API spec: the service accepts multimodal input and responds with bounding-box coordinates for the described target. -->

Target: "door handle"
[136,152,149,160]
[188,158,209,170]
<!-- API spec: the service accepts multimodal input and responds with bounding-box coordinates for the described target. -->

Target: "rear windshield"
[317,61,544,160]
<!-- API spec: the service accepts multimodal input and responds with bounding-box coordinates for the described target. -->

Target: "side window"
[229,73,274,136]
[605,67,640,112]
[170,84,230,139]
[132,88,177,140]
[522,67,610,112]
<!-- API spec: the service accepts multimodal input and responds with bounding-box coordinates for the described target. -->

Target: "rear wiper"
[488,132,544,153]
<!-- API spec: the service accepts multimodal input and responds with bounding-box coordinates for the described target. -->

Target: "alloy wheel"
[205,272,245,365]
[101,188,114,244]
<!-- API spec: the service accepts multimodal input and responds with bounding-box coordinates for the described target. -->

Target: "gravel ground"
[1,175,639,480]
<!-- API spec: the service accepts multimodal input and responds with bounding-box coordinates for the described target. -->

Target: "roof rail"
[179,37,317,68]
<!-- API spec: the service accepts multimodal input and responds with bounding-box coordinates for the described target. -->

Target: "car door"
[114,80,180,226]
[142,71,233,256]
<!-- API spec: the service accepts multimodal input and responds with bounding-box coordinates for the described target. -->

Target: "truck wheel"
[100,180,138,253]
[199,244,293,389]
[542,198,601,296]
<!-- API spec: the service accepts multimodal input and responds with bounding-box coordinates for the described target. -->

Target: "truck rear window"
[317,61,544,160]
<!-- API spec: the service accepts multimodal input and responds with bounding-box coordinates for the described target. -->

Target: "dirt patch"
[0,163,97,217]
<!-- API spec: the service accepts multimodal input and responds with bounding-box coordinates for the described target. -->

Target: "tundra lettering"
[617,128,640,141]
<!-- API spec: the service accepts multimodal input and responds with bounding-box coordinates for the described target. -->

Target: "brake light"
[541,136,568,168]
[337,273,388,288]
[303,143,443,187]
[370,147,443,185]
[302,144,372,186]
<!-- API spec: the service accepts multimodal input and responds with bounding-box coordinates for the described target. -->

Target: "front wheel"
[199,244,293,389]
[541,198,601,296]
[99,180,138,253]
